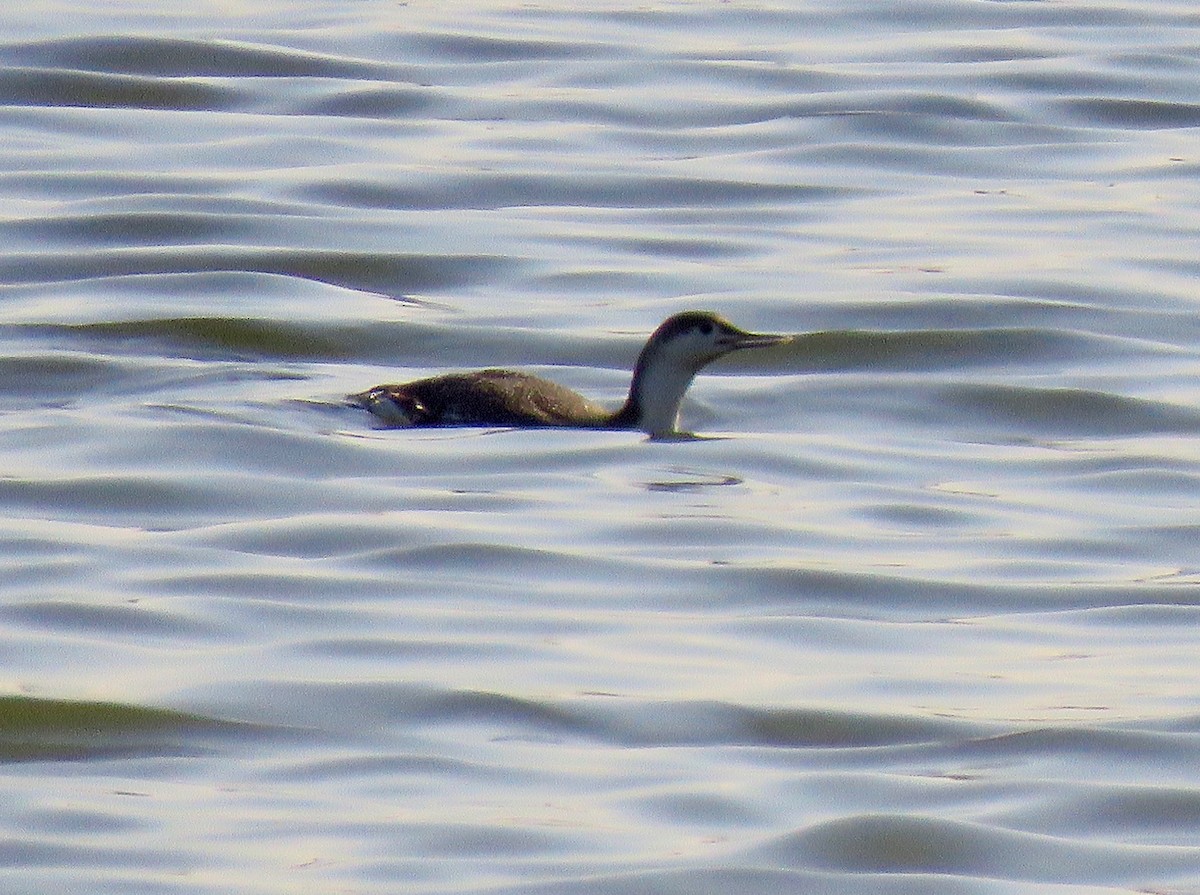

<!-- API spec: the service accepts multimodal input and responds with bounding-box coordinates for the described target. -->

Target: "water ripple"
[3,3,1200,893]
[0,65,244,111]
[5,35,389,78]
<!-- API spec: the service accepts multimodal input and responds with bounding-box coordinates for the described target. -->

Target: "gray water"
[2,2,1200,892]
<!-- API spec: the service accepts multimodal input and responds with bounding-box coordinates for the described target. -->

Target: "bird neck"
[610,349,701,436]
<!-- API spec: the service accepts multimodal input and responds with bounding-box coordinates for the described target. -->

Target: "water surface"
[2,2,1200,892]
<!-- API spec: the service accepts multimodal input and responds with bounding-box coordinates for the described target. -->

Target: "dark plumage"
[349,311,789,436]
[354,369,612,428]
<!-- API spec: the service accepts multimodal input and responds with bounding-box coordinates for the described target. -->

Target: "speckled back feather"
[352,369,612,428]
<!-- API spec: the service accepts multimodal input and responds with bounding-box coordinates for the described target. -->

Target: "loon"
[349,310,790,437]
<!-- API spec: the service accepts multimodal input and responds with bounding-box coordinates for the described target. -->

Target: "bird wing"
[390,370,606,427]
[467,370,610,426]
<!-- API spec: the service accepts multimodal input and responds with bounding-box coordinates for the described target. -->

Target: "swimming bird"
[349,310,789,437]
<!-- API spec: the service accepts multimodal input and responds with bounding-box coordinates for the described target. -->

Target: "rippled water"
[3,1,1200,892]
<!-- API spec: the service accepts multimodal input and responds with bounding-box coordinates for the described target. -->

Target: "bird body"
[350,311,788,437]
[355,368,612,428]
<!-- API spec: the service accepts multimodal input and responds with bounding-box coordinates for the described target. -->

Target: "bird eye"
[698,322,713,335]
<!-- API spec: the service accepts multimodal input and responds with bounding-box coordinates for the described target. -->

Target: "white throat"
[629,354,703,437]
